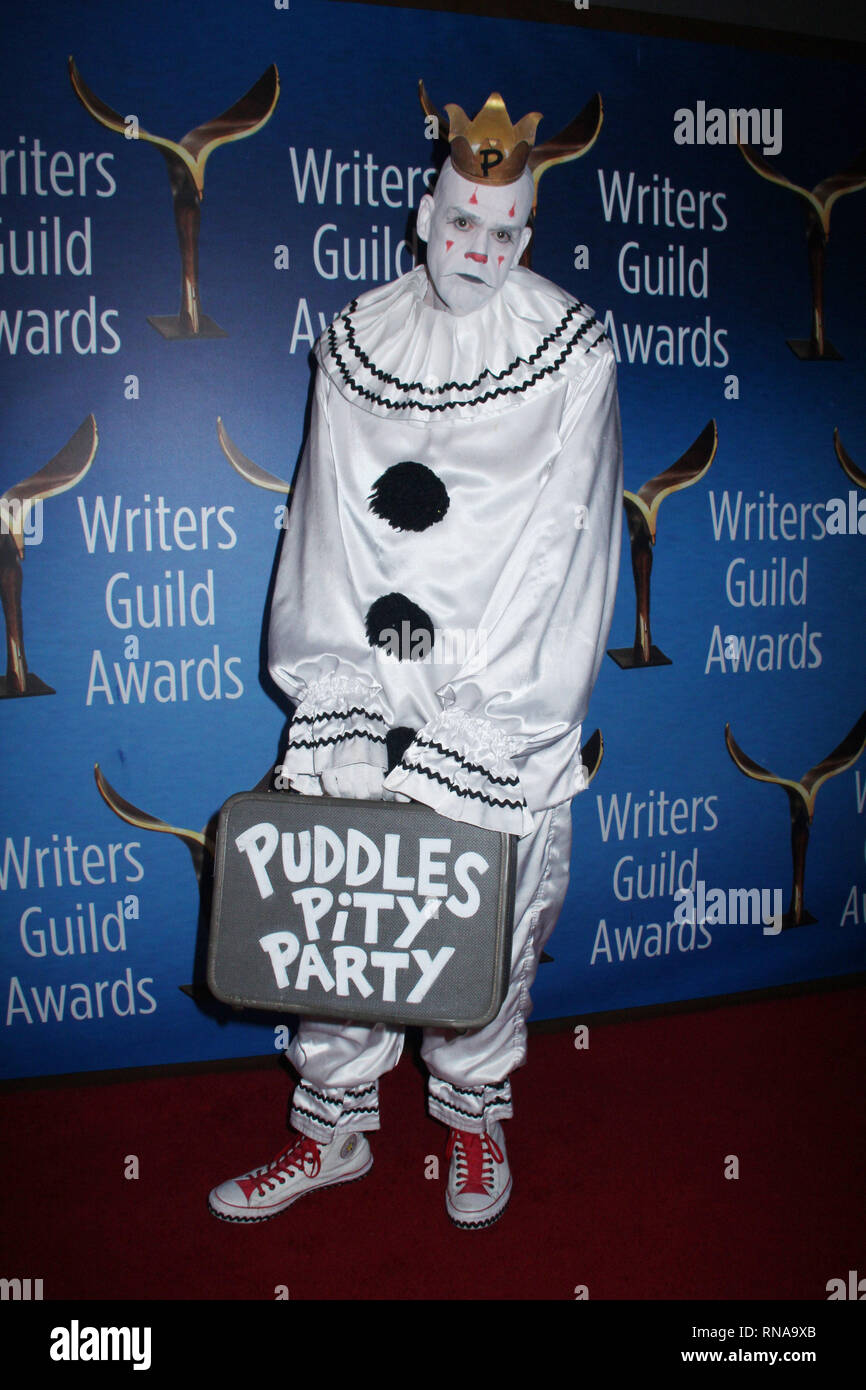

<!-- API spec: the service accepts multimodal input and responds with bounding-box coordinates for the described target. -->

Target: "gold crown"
[420,83,541,185]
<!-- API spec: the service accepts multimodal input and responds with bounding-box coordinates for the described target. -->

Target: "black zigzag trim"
[433,1093,510,1121]
[290,729,388,751]
[398,758,526,812]
[293,706,387,727]
[296,1080,377,1105]
[291,1103,337,1130]
[296,1086,341,1108]
[338,297,590,394]
[412,735,520,788]
[292,1102,380,1126]
[326,316,602,414]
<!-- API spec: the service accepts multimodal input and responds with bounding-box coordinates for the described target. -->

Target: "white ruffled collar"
[316,265,606,421]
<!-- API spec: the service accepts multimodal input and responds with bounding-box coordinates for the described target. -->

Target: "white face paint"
[416,161,534,316]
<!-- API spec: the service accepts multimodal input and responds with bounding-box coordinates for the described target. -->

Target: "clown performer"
[209,85,623,1230]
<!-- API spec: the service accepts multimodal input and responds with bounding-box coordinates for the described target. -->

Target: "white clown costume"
[267,260,623,1140]
[209,87,624,1229]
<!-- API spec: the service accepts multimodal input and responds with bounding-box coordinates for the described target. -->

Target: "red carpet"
[2,982,864,1301]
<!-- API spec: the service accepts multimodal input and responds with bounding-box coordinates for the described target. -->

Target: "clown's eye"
[452,216,470,229]
[493,229,513,242]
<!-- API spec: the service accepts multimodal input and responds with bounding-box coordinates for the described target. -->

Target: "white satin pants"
[287,799,572,1137]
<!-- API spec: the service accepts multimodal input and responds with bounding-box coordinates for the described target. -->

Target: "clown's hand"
[320,764,410,801]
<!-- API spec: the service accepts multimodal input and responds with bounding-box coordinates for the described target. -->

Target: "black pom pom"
[368,462,450,532]
[387,726,417,771]
[365,593,435,661]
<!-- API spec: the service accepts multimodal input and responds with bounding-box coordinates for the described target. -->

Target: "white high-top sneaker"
[445,1121,511,1229]
[208,1130,372,1223]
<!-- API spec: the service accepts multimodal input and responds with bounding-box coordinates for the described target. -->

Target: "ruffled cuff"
[383,709,533,836]
[280,675,390,791]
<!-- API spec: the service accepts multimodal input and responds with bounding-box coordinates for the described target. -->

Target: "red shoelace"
[239,1135,322,1199]
[446,1128,504,1195]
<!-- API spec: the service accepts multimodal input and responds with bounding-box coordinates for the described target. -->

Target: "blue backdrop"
[1,0,864,1078]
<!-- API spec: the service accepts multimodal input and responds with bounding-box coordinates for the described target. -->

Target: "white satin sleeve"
[268,370,393,792]
[384,346,623,834]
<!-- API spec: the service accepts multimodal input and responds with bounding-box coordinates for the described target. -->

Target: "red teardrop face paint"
[421,162,533,315]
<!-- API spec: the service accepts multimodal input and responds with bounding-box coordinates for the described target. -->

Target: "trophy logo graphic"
[738,139,866,360]
[69,59,280,339]
[418,82,603,268]
[725,713,866,928]
[94,763,215,882]
[95,763,229,1007]
[608,419,717,669]
[217,418,291,494]
[1,415,97,699]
